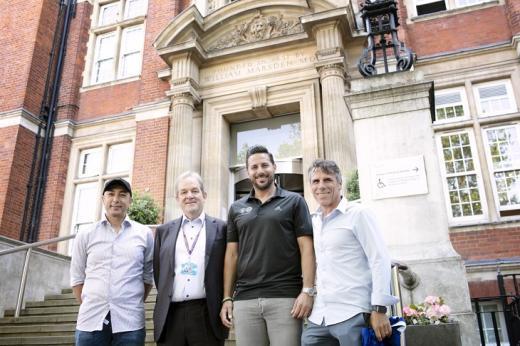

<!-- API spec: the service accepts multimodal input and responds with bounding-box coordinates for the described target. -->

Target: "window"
[437,131,487,222]
[434,78,520,224]
[87,0,147,85]
[474,80,517,117]
[92,33,116,84]
[473,302,510,346]
[230,114,302,166]
[435,87,469,123]
[415,0,492,16]
[483,125,520,215]
[70,141,134,239]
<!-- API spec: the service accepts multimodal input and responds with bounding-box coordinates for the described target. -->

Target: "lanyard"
[181,219,205,256]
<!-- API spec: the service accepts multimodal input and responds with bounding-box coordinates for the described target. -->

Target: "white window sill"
[410,0,499,23]
[449,217,520,232]
[80,75,141,92]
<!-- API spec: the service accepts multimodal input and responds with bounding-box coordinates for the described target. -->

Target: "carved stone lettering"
[200,50,316,84]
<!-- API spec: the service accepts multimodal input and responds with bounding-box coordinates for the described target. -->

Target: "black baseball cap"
[103,178,132,196]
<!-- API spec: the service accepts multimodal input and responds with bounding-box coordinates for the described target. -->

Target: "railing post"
[15,248,32,318]
[491,311,501,346]
[474,300,486,346]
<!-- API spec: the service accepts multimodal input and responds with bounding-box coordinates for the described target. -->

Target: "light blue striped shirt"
[70,216,154,332]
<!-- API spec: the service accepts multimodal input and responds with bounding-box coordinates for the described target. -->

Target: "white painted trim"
[54,120,75,137]
[133,100,171,121]
[0,109,41,134]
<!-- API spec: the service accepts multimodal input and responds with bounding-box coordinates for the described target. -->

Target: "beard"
[252,173,275,191]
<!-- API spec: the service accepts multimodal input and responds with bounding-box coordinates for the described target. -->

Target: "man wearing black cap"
[70,178,154,346]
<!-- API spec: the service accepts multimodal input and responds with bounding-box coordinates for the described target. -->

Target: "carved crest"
[208,13,303,51]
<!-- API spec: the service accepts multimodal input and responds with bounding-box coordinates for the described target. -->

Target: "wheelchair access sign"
[370,155,428,200]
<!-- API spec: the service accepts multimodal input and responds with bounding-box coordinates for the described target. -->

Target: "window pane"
[107,142,133,174]
[78,148,101,177]
[99,3,119,26]
[477,81,516,116]
[124,0,146,19]
[232,115,302,165]
[493,170,520,208]
[485,127,520,170]
[119,27,143,78]
[93,34,116,83]
[435,89,466,122]
[440,133,484,218]
[98,34,116,60]
[72,183,98,225]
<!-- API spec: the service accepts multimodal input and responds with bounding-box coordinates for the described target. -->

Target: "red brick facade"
[132,117,170,223]
[405,5,512,57]
[0,126,36,240]
[450,227,520,261]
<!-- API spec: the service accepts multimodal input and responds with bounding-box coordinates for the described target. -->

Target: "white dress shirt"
[70,216,154,333]
[308,198,398,326]
[172,213,206,302]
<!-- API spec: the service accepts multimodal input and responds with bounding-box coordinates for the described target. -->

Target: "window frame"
[413,0,496,17]
[117,25,145,80]
[474,79,518,118]
[434,86,471,124]
[436,130,489,225]
[69,140,134,236]
[482,123,520,214]
[85,0,147,87]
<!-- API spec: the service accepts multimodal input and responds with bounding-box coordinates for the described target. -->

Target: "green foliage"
[346,170,360,201]
[128,192,161,225]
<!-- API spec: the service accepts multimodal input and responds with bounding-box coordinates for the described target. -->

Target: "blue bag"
[361,316,406,346]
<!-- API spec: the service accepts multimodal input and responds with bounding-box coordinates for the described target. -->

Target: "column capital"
[169,92,197,109]
[316,62,346,81]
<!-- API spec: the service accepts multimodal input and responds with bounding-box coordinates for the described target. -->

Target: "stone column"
[164,53,200,221]
[164,93,195,220]
[314,21,356,183]
[346,71,479,346]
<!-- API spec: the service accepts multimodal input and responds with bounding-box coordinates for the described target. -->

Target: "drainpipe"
[22,0,76,243]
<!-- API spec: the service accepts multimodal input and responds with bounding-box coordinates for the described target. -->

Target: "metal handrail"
[0,234,76,318]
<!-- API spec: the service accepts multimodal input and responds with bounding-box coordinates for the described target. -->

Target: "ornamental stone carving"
[208,13,303,51]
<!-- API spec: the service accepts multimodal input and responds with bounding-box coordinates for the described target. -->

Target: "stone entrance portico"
[155,0,361,218]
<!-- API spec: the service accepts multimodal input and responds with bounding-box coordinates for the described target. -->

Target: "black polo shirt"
[227,186,313,300]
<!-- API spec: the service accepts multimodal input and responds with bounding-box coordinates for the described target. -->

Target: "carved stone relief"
[208,13,303,51]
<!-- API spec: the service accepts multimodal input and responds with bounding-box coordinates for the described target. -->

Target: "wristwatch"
[302,287,317,297]
[371,305,387,313]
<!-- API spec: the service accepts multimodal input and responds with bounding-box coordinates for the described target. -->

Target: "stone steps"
[0,287,235,345]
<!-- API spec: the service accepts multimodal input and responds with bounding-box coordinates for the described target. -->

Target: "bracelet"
[222,297,234,304]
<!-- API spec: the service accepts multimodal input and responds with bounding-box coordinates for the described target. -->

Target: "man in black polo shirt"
[220,145,315,346]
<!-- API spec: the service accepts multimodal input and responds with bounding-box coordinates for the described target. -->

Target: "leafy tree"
[128,192,161,225]
[346,170,360,201]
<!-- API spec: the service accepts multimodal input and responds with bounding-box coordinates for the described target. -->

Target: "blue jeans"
[75,313,145,346]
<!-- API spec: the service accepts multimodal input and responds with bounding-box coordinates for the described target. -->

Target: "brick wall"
[76,80,142,121]
[0,0,57,114]
[39,135,72,246]
[57,1,93,121]
[505,0,520,36]
[405,5,512,57]
[469,278,517,298]
[450,227,520,261]
[132,117,170,223]
[0,126,36,240]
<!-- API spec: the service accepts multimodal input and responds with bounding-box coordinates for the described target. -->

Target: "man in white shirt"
[302,159,398,346]
[70,178,154,346]
[153,171,228,345]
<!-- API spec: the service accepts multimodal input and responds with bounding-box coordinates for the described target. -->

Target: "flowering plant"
[403,296,451,325]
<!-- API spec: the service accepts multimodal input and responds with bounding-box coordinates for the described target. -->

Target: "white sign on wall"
[370,155,428,200]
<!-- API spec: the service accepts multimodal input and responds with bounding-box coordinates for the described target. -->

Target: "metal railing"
[0,234,76,318]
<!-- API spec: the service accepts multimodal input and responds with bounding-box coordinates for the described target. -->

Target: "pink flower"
[424,296,440,305]
[438,304,451,316]
[403,306,417,317]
